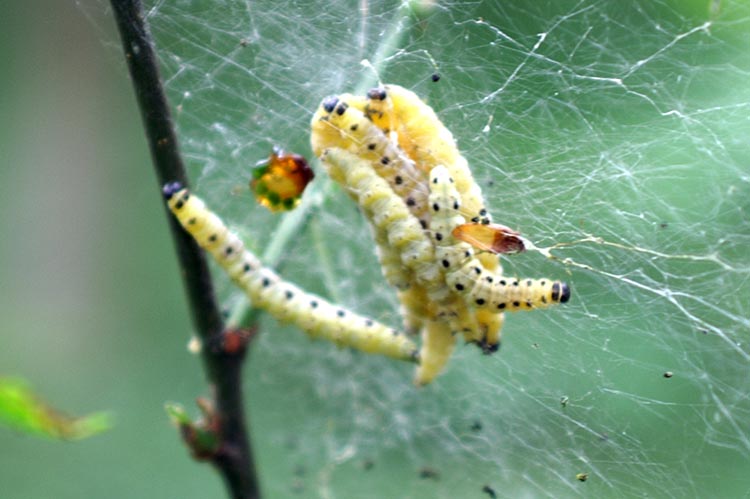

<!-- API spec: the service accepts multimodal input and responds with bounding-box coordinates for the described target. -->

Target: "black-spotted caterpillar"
[364,84,488,225]
[163,182,419,362]
[428,165,570,311]
[311,94,430,223]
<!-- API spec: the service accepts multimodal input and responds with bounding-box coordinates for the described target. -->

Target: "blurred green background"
[0,1,220,497]
[2,1,749,498]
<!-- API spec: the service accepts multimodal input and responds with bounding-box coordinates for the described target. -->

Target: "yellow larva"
[316,132,427,333]
[311,95,430,223]
[319,141,422,328]
[428,165,571,313]
[163,182,418,362]
[365,84,489,224]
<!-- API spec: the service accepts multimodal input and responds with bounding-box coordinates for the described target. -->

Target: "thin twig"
[109,1,259,497]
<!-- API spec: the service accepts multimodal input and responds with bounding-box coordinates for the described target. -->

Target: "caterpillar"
[311,95,430,224]
[364,84,489,225]
[312,104,429,332]
[320,149,441,300]
[163,182,419,362]
[428,165,571,312]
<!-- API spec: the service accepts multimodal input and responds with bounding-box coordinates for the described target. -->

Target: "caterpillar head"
[163,181,185,200]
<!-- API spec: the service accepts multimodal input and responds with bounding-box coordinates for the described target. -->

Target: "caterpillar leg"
[474,308,504,353]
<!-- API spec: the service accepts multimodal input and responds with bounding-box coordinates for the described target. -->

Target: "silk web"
[109,1,750,497]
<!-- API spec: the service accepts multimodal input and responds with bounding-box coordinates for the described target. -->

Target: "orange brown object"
[452,223,525,254]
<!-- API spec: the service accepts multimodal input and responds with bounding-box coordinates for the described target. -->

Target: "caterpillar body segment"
[397,285,430,334]
[428,166,571,313]
[163,183,418,362]
[372,227,413,291]
[414,320,457,386]
[311,95,430,223]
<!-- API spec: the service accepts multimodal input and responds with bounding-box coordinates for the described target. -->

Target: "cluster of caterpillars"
[164,84,569,386]
[311,84,570,385]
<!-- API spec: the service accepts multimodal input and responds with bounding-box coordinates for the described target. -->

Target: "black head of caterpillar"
[367,87,388,101]
[322,95,339,113]
[163,181,185,200]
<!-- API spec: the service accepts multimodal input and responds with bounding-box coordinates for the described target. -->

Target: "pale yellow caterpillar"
[163,182,418,362]
[365,84,489,225]
[428,166,571,312]
[321,148,443,305]
[311,95,430,224]
[317,137,424,331]
[311,96,432,328]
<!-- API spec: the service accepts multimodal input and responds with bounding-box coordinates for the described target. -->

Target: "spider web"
[139,0,750,496]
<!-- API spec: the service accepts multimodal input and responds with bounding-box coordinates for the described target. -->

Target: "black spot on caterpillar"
[163,182,418,362]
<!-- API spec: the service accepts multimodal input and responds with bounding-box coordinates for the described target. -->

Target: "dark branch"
[109,1,260,497]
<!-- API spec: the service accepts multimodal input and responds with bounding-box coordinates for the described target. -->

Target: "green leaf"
[0,377,113,440]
